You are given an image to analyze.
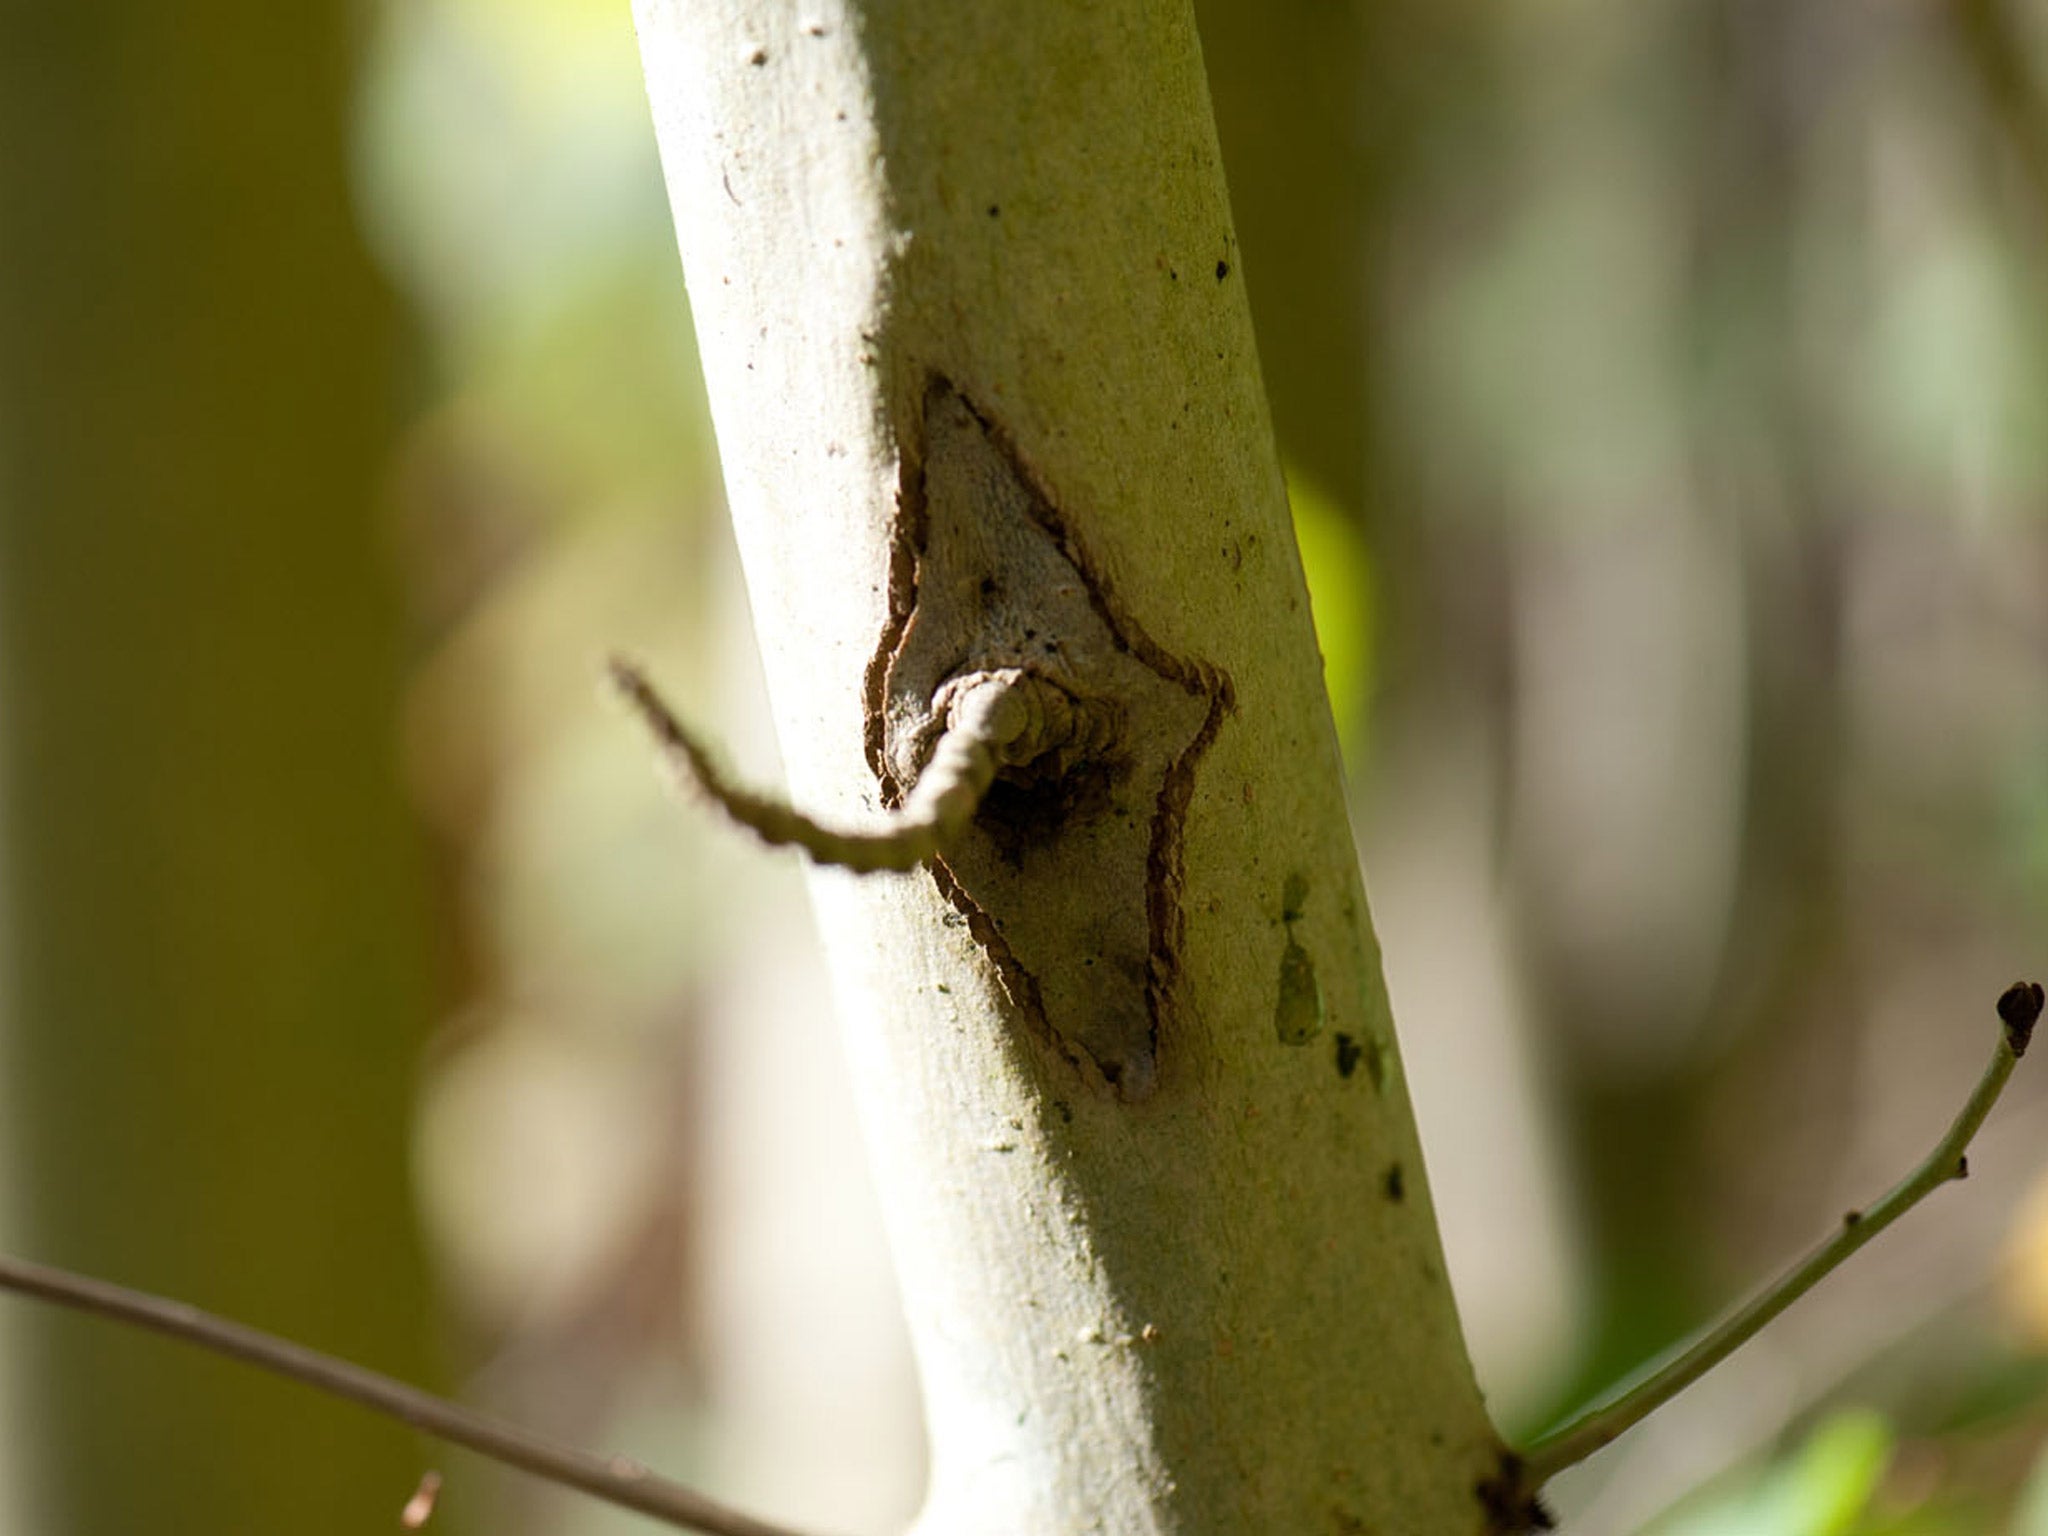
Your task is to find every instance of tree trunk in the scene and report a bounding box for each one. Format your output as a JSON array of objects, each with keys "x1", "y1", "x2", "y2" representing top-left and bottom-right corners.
[{"x1": 630, "y1": 3, "x2": 1511, "y2": 1531}]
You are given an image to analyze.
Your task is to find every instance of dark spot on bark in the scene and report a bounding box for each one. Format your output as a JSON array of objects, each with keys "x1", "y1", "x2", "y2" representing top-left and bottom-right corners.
[
  {"x1": 1384, "y1": 1162, "x2": 1405, "y2": 1203},
  {"x1": 1053, "y1": 1099, "x2": 1073, "y2": 1124},
  {"x1": 976, "y1": 759, "x2": 1117, "y2": 865},
  {"x1": 1999, "y1": 980, "x2": 2043, "y2": 1056},
  {"x1": 749, "y1": 47, "x2": 768, "y2": 65},
  {"x1": 1281, "y1": 871, "x2": 1309, "y2": 923},
  {"x1": 1215, "y1": 260, "x2": 1230, "y2": 280},
  {"x1": 1335, "y1": 1033, "x2": 1363, "y2": 1080}
]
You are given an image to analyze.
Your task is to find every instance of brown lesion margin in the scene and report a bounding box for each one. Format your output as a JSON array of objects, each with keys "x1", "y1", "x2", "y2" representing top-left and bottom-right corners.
[
  {"x1": 860, "y1": 374, "x2": 1053, "y2": 1068},
  {"x1": 860, "y1": 371, "x2": 1236, "y2": 1094},
  {"x1": 1139, "y1": 654, "x2": 1233, "y2": 1086}
]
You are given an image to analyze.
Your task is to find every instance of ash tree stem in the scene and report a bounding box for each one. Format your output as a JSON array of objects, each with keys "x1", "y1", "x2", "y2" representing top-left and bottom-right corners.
[
  {"x1": 1519, "y1": 981, "x2": 2044, "y2": 1486},
  {"x1": 0, "y1": 1251, "x2": 827, "y2": 1536}
]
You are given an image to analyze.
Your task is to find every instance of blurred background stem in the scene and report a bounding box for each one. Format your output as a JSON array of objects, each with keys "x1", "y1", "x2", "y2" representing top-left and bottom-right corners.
[{"x1": 0, "y1": 4, "x2": 443, "y2": 1531}]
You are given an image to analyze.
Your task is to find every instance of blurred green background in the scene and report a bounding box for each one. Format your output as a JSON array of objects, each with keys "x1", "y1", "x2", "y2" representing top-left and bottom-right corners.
[{"x1": 2, "y1": 1, "x2": 2046, "y2": 1533}]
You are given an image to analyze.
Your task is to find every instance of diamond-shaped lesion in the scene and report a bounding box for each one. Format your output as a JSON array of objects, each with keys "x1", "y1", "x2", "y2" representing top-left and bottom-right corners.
[{"x1": 873, "y1": 377, "x2": 1231, "y2": 1100}]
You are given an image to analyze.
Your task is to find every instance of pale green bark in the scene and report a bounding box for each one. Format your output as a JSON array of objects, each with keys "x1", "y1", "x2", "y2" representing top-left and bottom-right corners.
[{"x1": 631, "y1": 3, "x2": 1507, "y2": 1531}]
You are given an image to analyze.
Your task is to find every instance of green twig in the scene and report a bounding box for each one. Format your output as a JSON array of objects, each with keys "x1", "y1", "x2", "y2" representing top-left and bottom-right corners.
[
  {"x1": 0, "y1": 1251, "x2": 826, "y2": 1536},
  {"x1": 1519, "y1": 981, "x2": 2044, "y2": 1486}
]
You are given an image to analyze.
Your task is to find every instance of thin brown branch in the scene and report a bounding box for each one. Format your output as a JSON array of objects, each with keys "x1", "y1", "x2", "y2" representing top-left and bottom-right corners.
[
  {"x1": 612, "y1": 654, "x2": 1095, "y2": 872},
  {"x1": 0, "y1": 1251, "x2": 831, "y2": 1536}
]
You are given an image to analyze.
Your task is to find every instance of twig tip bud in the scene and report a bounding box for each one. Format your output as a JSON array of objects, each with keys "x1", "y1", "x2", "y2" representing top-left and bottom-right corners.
[{"x1": 1998, "y1": 981, "x2": 2044, "y2": 1058}]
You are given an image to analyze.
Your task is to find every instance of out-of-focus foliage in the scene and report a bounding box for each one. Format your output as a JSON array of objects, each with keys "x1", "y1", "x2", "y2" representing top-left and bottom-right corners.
[
  {"x1": 1288, "y1": 468, "x2": 1378, "y2": 758},
  {"x1": 1654, "y1": 1412, "x2": 1893, "y2": 1536}
]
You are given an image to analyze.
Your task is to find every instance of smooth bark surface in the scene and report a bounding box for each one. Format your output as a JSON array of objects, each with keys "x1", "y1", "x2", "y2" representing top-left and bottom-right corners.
[{"x1": 632, "y1": 3, "x2": 1506, "y2": 1531}]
